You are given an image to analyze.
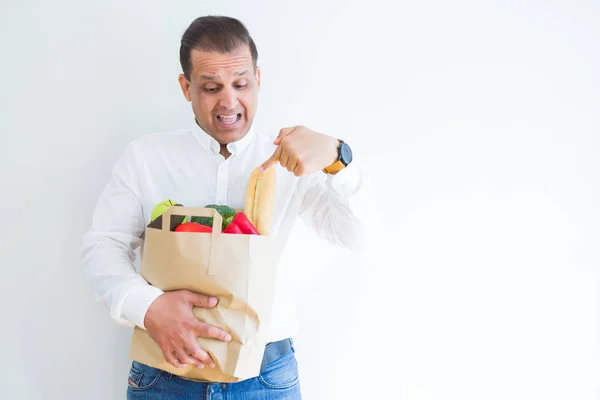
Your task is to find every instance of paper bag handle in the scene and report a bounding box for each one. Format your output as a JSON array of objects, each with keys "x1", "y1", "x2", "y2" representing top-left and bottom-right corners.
[
  {"x1": 160, "y1": 206, "x2": 224, "y2": 233},
  {"x1": 161, "y1": 206, "x2": 223, "y2": 276}
]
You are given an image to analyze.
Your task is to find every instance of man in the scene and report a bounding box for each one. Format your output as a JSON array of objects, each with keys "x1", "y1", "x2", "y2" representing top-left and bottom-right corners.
[{"x1": 81, "y1": 15, "x2": 365, "y2": 399}]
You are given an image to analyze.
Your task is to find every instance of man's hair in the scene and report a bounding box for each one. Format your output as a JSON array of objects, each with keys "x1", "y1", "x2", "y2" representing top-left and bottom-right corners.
[{"x1": 179, "y1": 16, "x2": 259, "y2": 80}]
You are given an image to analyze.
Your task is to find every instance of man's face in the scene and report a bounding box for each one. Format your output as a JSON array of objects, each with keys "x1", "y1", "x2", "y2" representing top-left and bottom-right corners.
[{"x1": 178, "y1": 46, "x2": 260, "y2": 145}]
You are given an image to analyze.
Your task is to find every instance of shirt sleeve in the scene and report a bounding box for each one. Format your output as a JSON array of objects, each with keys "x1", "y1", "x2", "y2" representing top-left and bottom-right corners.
[
  {"x1": 80, "y1": 140, "x2": 163, "y2": 330},
  {"x1": 297, "y1": 158, "x2": 372, "y2": 252}
]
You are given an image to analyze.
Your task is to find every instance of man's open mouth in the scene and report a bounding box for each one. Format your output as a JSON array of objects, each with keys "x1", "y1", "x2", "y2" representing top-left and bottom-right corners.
[{"x1": 216, "y1": 113, "x2": 242, "y2": 128}]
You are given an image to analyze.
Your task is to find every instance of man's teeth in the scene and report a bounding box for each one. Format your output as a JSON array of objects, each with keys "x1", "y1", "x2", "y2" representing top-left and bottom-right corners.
[{"x1": 218, "y1": 114, "x2": 239, "y2": 125}]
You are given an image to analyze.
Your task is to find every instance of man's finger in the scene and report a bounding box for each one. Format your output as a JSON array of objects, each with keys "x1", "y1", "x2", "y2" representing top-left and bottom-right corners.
[
  {"x1": 194, "y1": 320, "x2": 232, "y2": 342},
  {"x1": 273, "y1": 126, "x2": 296, "y2": 144},
  {"x1": 185, "y1": 335, "x2": 215, "y2": 368},
  {"x1": 280, "y1": 151, "x2": 290, "y2": 172},
  {"x1": 185, "y1": 291, "x2": 218, "y2": 308},
  {"x1": 174, "y1": 345, "x2": 203, "y2": 369},
  {"x1": 284, "y1": 153, "x2": 298, "y2": 170},
  {"x1": 277, "y1": 126, "x2": 296, "y2": 138},
  {"x1": 259, "y1": 145, "x2": 282, "y2": 172},
  {"x1": 286, "y1": 157, "x2": 298, "y2": 174},
  {"x1": 293, "y1": 162, "x2": 305, "y2": 177},
  {"x1": 165, "y1": 348, "x2": 186, "y2": 368}
]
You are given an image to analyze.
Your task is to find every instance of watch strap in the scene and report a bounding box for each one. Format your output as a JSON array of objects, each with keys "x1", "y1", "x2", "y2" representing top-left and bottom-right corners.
[
  {"x1": 323, "y1": 139, "x2": 345, "y2": 174},
  {"x1": 323, "y1": 160, "x2": 346, "y2": 174}
]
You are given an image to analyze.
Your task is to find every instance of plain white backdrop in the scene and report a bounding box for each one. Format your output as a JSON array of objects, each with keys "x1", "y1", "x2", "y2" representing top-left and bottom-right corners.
[{"x1": 1, "y1": 1, "x2": 598, "y2": 399}]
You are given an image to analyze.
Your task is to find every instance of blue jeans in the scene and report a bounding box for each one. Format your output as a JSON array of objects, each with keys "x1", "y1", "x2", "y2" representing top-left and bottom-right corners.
[{"x1": 126, "y1": 346, "x2": 301, "y2": 399}]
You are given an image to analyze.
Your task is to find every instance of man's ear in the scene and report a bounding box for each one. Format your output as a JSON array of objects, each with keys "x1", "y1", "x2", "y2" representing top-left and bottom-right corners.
[
  {"x1": 178, "y1": 74, "x2": 192, "y2": 102},
  {"x1": 255, "y1": 66, "x2": 261, "y2": 88}
]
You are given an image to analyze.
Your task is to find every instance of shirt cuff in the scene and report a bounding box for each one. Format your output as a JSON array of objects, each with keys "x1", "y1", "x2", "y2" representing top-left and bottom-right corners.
[
  {"x1": 325, "y1": 161, "x2": 363, "y2": 199},
  {"x1": 121, "y1": 284, "x2": 164, "y2": 330}
]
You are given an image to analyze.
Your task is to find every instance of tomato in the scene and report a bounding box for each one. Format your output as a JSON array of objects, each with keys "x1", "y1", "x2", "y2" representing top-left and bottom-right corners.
[{"x1": 174, "y1": 222, "x2": 212, "y2": 233}]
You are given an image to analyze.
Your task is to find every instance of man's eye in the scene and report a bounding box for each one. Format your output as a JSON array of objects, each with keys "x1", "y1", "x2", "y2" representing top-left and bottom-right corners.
[
  {"x1": 204, "y1": 87, "x2": 219, "y2": 93},
  {"x1": 235, "y1": 84, "x2": 247, "y2": 89}
]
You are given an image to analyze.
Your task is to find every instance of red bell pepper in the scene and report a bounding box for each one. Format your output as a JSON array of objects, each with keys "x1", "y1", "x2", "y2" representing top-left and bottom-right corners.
[
  {"x1": 174, "y1": 222, "x2": 212, "y2": 233},
  {"x1": 223, "y1": 219, "x2": 244, "y2": 234},
  {"x1": 223, "y1": 212, "x2": 260, "y2": 235}
]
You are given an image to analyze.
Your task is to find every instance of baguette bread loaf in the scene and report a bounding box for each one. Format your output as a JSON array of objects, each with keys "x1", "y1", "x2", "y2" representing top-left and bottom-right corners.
[{"x1": 244, "y1": 167, "x2": 276, "y2": 235}]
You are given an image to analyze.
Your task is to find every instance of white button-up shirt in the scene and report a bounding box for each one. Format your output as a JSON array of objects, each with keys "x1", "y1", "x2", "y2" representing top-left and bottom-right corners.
[{"x1": 80, "y1": 123, "x2": 366, "y2": 342}]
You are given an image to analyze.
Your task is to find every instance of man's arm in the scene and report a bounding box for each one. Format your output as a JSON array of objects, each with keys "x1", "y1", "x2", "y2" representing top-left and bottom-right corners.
[
  {"x1": 80, "y1": 140, "x2": 231, "y2": 368},
  {"x1": 80, "y1": 140, "x2": 163, "y2": 330},
  {"x1": 260, "y1": 125, "x2": 371, "y2": 252}
]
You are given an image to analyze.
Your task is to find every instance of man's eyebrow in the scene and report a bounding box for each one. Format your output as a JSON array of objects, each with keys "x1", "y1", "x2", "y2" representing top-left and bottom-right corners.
[
  {"x1": 198, "y1": 70, "x2": 247, "y2": 81},
  {"x1": 199, "y1": 74, "x2": 218, "y2": 81}
]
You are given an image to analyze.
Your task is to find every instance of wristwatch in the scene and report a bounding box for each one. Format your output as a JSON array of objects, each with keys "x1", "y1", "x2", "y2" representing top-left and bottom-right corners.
[{"x1": 323, "y1": 139, "x2": 353, "y2": 174}]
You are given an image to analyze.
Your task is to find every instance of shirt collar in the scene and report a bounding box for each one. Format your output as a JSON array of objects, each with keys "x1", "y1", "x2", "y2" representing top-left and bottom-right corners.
[{"x1": 191, "y1": 119, "x2": 256, "y2": 157}]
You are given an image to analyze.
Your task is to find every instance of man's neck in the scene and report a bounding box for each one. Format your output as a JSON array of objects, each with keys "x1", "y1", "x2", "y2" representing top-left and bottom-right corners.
[{"x1": 220, "y1": 145, "x2": 231, "y2": 159}]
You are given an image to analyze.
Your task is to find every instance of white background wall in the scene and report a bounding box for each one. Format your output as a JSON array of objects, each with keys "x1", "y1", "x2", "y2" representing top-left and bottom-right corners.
[{"x1": 1, "y1": 1, "x2": 598, "y2": 399}]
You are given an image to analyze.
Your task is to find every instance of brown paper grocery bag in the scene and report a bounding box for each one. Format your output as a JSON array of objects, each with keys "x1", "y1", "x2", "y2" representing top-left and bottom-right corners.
[{"x1": 128, "y1": 206, "x2": 284, "y2": 382}]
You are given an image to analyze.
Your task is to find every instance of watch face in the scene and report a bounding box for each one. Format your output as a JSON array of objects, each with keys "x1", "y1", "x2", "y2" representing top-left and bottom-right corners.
[{"x1": 340, "y1": 142, "x2": 352, "y2": 166}]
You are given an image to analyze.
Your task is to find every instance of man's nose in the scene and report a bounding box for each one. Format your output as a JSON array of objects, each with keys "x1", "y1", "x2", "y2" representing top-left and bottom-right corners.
[{"x1": 218, "y1": 87, "x2": 238, "y2": 110}]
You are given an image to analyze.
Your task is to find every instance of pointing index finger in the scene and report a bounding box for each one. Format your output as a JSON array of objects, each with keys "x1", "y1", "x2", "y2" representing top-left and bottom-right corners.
[{"x1": 259, "y1": 145, "x2": 282, "y2": 172}]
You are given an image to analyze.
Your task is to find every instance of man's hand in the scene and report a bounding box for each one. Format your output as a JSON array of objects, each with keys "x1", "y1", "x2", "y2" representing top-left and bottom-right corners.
[
  {"x1": 143, "y1": 290, "x2": 232, "y2": 369},
  {"x1": 260, "y1": 126, "x2": 339, "y2": 176}
]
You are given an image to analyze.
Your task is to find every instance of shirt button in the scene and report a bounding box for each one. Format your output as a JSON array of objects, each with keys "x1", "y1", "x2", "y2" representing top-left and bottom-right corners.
[{"x1": 221, "y1": 383, "x2": 227, "y2": 389}]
